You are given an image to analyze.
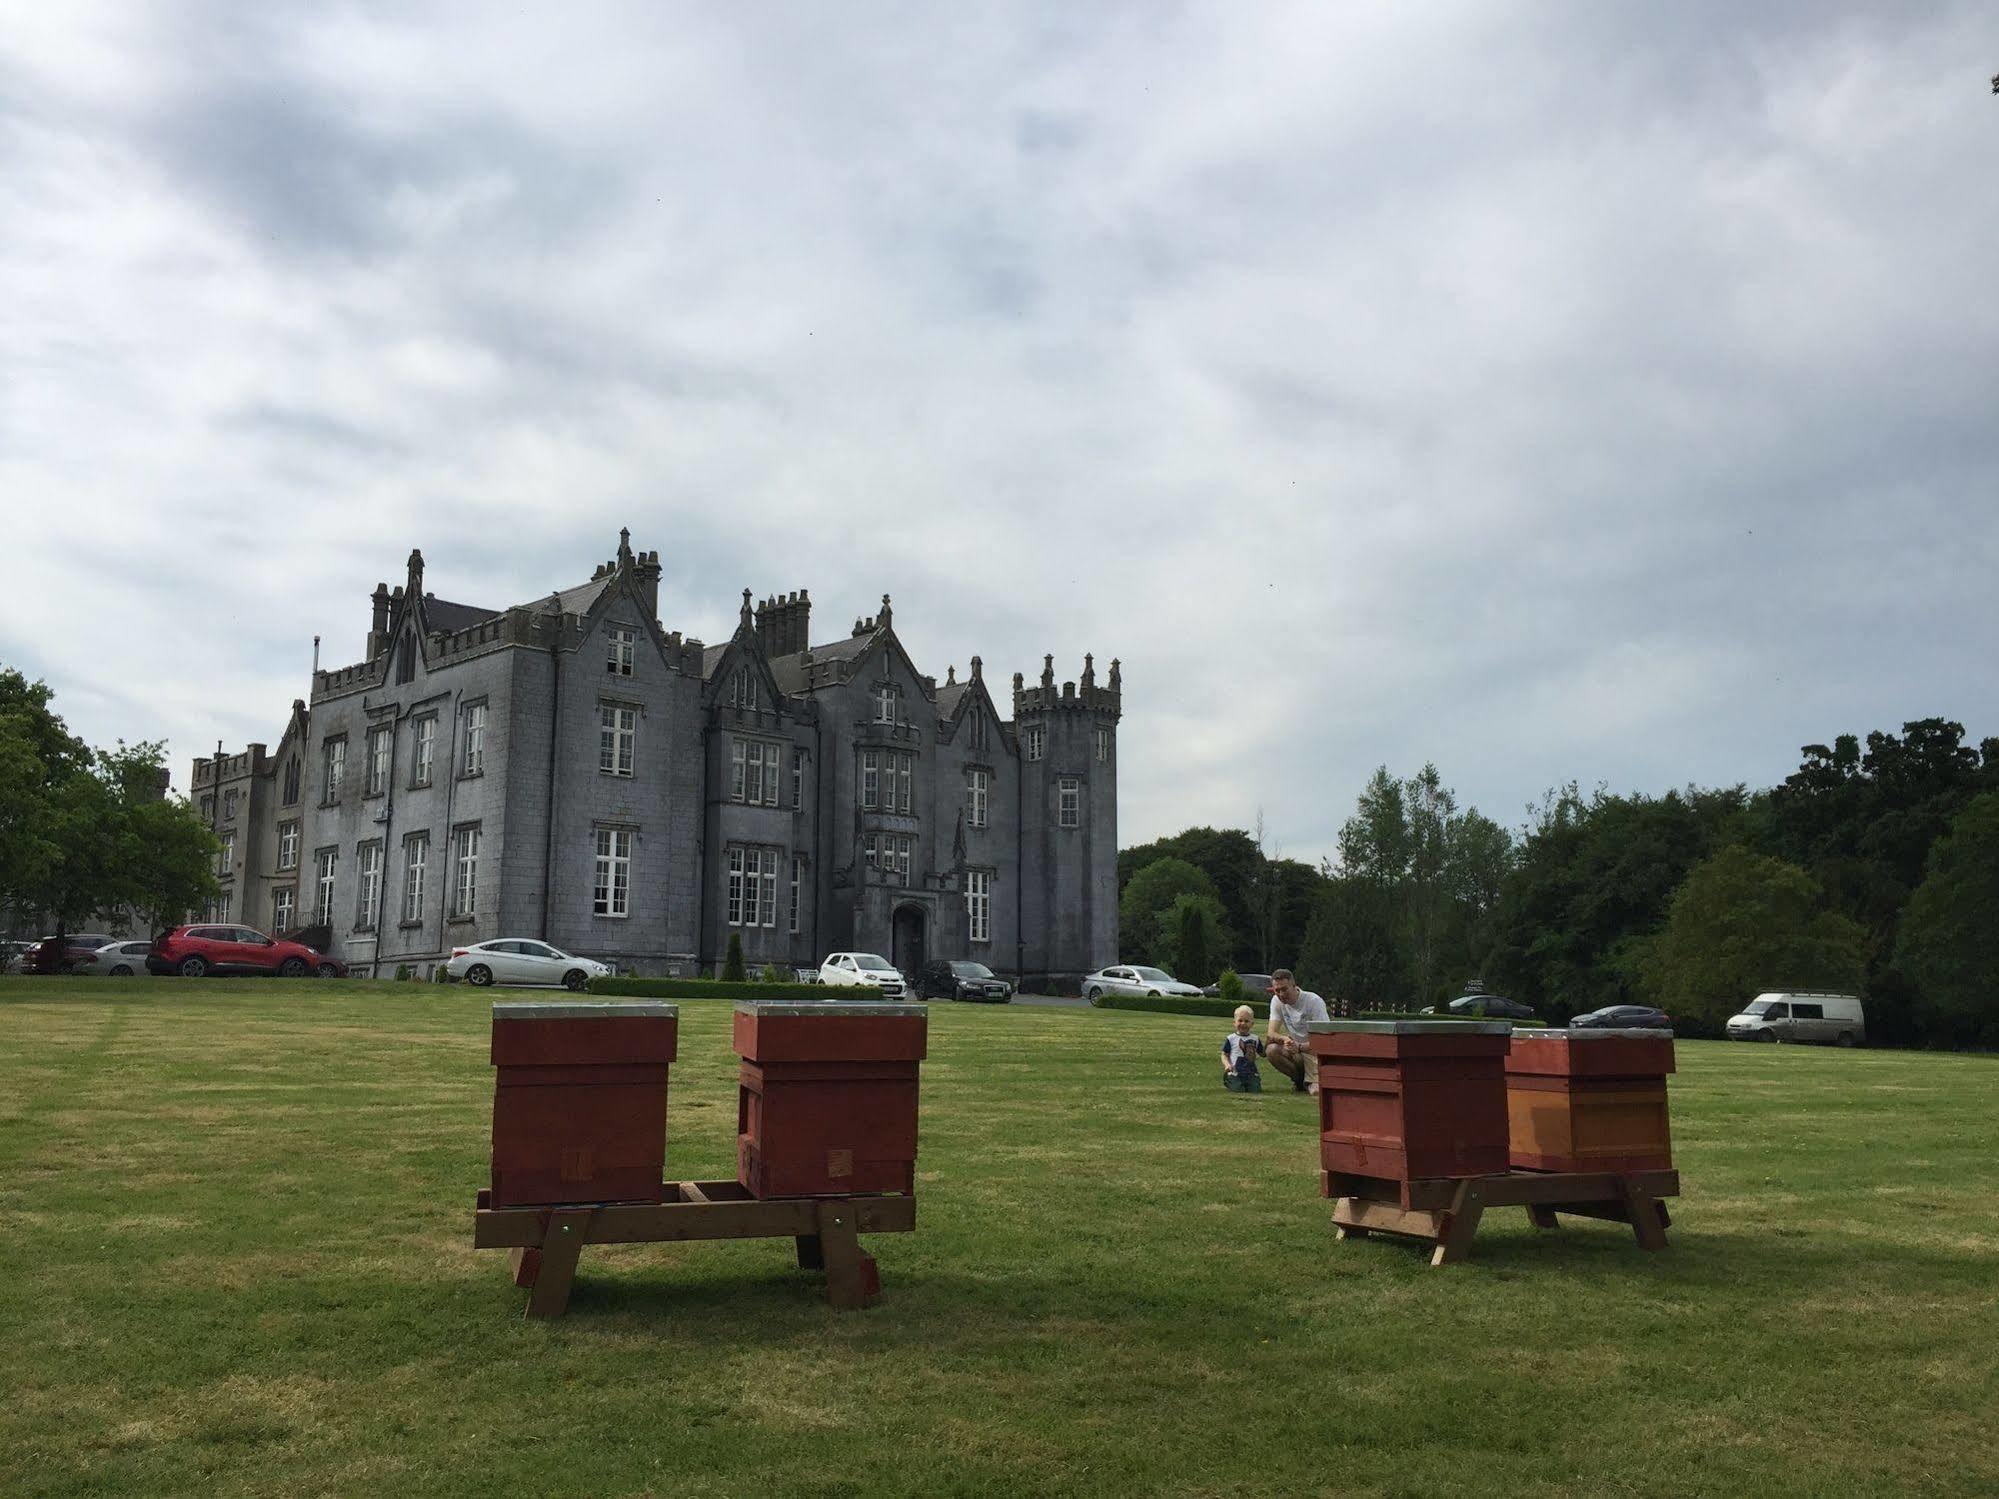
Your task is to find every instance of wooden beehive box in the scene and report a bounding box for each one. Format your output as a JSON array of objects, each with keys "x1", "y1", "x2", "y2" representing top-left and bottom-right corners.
[
  {"x1": 489, "y1": 1001, "x2": 677, "y2": 1208},
  {"x1": 1505, "y1": 1028, "x2": 1675, "y2": 1174},
  {"x1": 1307, "y1": 1020, "x2": 1513, "y2": 1185},
  {"x1": 734, "y1": 1001, "x2": 927, "y2": 1198}
]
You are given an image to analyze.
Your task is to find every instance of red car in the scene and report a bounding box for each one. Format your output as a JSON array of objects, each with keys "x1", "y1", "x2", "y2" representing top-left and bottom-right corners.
[
  {"x1": 21, "y1": 933, "x2": 117, "y2": 975},
  {"x1": 148, "y1": 924, "x2": 346, "y2": 979}
]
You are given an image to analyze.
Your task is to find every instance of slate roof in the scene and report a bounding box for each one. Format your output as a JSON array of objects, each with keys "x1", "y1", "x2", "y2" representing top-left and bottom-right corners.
[
  {"x1": 933, "y1": 679, "x2": 972, "y2": 720},
  {"x1": 422, "y1": 595, "x2": 500, "y2": 633},
  {"x1": 767, "y1": 633, "x2": 876, "y2": 695}
]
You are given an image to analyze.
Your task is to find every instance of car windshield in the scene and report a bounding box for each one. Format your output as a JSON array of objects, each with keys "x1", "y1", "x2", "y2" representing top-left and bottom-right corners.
[
  {"x1": 950, "y1": 963, "x2": 995, "y2": 978},
  {"x1": 1744, "y1": 1000, "x2": 1781, "y2": 1016},
  {"x1": 1132, "y1": 967, "x2": 1173, "y2": 982},
  {"x1": 854, "y1": 954, "x2": 896, "y2": 972}
]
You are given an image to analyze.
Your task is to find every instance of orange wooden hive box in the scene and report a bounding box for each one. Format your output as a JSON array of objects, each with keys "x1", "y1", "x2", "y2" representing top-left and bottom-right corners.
[
  {"x1": 489, "y1": 1001, "x2": 678, "y2": 1208},
  {"x1": 734, "y1": 1001, "x2": 927, "y2": 1198},
  {"x1": 1307, "y1": 1020, "x2": 1513, "y2": 1185},
  {"x1": 1505, "y1": 1027, "x2": 1675, "y2": 1174}
]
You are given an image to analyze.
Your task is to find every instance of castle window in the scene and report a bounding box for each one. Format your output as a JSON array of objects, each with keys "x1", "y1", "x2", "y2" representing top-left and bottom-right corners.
[
  {"x1": 729, "y1": 668, "x2": 758, "y2": 711},
  {"x1": 272, "y1": 885, "x2": 295, "y2": 932},
  {"x1": 966, "y1": 869, "x2": 992, "y2": 943},
  {"x1": 1058, "y1": 777, "x2": 1081, "y2": 828},
  {"x1": 402, "y1": 834, "x2": 429, "y2": 924},
  {"x1": 1096, "y1": 727, "x2": 1111, "y2": 763},
  {"x1": 790, "y1": 855, "x2": 804, "y2": 934},
  {"x1": 970, "y1": 710, "x2": 989, "y2": 752},
  {"x1": 281, "y1": 758, "x2": 301, "y2": 806},
  {"x1": 727, "y1": 846, "x2": 780, "y2": 928},
  {"x1": 593, "y1": 828, "x2": 631, "y2": 918},
  {"x1": 607, "y1": 626, "x2": 636, "y2": 677},
  {"x1": 874, "y1": 684, "x2": 897, "y2": 724},
  {"x1": 314, "y1": 848, "x2": 338, "y2": 926},
  {"x1": 396, "y1": 634, "x2": 416, "y2": 685},
  {"x1": 461, "y1": 702, "x2": 487, "y2": 776},
  {"x1": 356, "y1": 841, "x2": 383, "y2": 931},
  {"x1": 889, "y1": 751, "x2": 913, "y2": 814},
  {"x1": 452, "y1": 825, "x2": 481, "y2": 918},
  {"x1": 217, "y1": 833, "x2": 234, "y2": 877},
  {"x1": 223, "y1": 789, "x2": 239, "y2": 821},
  {"x1": 321, "y1": 737, "x2": 346, "y2": 805},
  {"x1": 860, "y1": 749, "x2": 880, "y2": 810},
  {"x1": 792, "y1": 748, "x2": 804, "y2": 809},
  {"x1": 600, "y1": 704, "x2": 637, "y2": 777},
  {"x1": 1025, "y1": 725, "x2": 1044, "y2": 762},
  {"x1": 731, "y1": 738, "x2": 782, "y2": 805},
  {"x1": 411, "y1": 715, "x2": 436, "y2": 786},
  {"x1": 365, "y1": 727, "x2": 391, "y2": 797},
  {"x1": 967, "y1": 768, "x2": 989, "y2": 829},
  {"x1": 277, "y1": 820, "x2": 300, "y2": 872}
]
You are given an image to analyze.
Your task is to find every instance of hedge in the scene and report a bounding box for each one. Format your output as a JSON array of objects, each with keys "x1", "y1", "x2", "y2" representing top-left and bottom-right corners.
[
  {"x1": 586, "y1": 977, "x2": 831, "y2": 1002},
  {"x1": 1089, "y1": 994, "x2": 1241, "y2": 1018},
  {"x1": 1358, "y1": 1010, "x2": 1549, "y2": 1028}
]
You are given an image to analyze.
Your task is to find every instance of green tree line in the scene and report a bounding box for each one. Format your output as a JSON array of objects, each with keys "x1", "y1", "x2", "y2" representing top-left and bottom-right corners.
[
  {"x1": 1117, "y1": 718, "x2": 1999, "y2": 1049},
  {"x1": 1, "y1": 667, "x2": 219, "y2": 940}
]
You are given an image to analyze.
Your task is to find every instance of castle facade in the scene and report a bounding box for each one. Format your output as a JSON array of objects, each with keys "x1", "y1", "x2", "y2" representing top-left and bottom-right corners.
[{"x1": 193, "y1": 532, "x2": 1119, "y2": 983}]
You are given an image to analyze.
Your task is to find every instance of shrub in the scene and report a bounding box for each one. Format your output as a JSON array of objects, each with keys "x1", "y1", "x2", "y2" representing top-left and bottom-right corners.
[
  {"x1": 394, "y1": 963, "x2": 414, "y2": 982},
  {"x1": 1088, "y1": 993, "x2": 1240, "y2": 1019},
  {"x1": 1216, "y1": 969, "x2": 1246, "y2": 1006},
  {"x1": 722, "y1": 934, "x2": 747, "y2": 983},
  {"x1": 760, "y1": 963, "x2": 791, "y2": 984},
  {"x1": 586, "y1": 977, "x2": 826, "y2": 1002}
]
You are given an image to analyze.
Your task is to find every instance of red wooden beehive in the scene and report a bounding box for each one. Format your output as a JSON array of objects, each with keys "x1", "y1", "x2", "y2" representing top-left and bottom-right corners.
[
  {"x1": 734, "y1": 1001, "x2": 927, "y2": 1198},
  {"x1": 1307, "y1": 1020, "x2": 1513, "y2": 1186},
  {"x1": 489, "y1": 1001, "x2": 678, "y2": 1208},
  {"x1": 1506, "y1": 1028, "x2": 1675, "y2": 1173}
]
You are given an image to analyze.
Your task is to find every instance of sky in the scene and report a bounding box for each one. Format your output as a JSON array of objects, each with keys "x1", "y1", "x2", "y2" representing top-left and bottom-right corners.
[{"x1": 3, "y1": 2, "x2": 1995, "y2": 869}]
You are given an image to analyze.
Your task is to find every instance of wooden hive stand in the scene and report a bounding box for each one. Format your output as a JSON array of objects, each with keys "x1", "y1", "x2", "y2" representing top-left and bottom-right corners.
[
  {"x1": 473, "y1": 1181, "x2": 916, "y2": 1318},
  {"x1": 1326, "y1": 1168, "x2": 1679, "y2": 1267}
]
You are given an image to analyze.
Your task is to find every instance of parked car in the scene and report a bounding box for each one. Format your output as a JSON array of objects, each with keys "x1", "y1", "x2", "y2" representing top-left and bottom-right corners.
[
  {"x1": 1438, "y1": 994, "x2": 1536, "y2": 1020},
  {"x1": 447, "y1": 939, "x2": 612, "y2": 990},
  {"x1": 146, "y1": 924, "x2": 346, "y2": 978},
  {"x1": 1726, "y1": 992, "x2": 1865, "y2": 1047},
  {"x1": 1, "y1": 939, "x2": 37, "y2": 974},
  {"x1": 1201, "y1": 973, "x2": 1274, "y2": 999},
  {"x1": 1081, "y1": 965, "x2": 1204, "y2": 1001},
  {"x1": 915, "y1": 959, "x2": 1012, "y2": 1002},
  {"x1": 21, "y1": 933, "x2": 117, "y2": 975},
  {"x1": 75, "y1": 940, "x2": 158, "y2": 977},
  {"x1": 1570, "y1": 1005, "x2": 1674, "y2": 1031},
  {"x1": 817, "y1": 952, "x2": 908, "y2": 998}
]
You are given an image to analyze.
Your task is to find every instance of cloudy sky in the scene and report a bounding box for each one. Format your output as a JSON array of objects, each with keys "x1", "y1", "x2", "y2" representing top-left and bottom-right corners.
[{"x1": 3, "y1": 2, "x2": 1994, "y2": 866}]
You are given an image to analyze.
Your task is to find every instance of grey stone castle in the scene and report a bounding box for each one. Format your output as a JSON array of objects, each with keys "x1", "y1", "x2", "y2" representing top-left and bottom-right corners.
[{"x1": 192, "y1": 532, "x2": 1120, "y2": 983}]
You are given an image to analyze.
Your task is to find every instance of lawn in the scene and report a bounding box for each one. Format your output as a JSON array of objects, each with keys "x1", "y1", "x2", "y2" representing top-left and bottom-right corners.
[{"x1": 2, "y1": 979, "x2": 1995, "y2": 1498}]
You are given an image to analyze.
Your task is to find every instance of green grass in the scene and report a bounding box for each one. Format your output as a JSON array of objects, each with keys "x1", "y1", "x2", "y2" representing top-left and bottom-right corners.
[{"x1": 2, "y1": 978, "x2": 1995, "y2": 1497}]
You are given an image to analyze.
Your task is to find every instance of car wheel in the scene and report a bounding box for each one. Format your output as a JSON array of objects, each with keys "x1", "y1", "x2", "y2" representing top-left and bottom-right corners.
[
  {"x1": 1146, "y1": 988, "x2": 1162, "y2": 997},
  {"x1": 1756, "y1": 1029, "x2": 1777, "y2": 1042},
  {"x1": 467, "y1": 964, "x2": 492, "y2": 987},
  {"x1": 178, "y1": 955, "x2": 208, "y2": 978},
  {"x1": 1836, "y1": 1031, "x2": 1857, "y2": 1048},
  {"x1": 316, "y1": 963, "x2": 338, "y2": 979},
  {"x1": 563, "y1": 969, "x2": 587, "y2": 992},
  {"x1": 110, "y1": 965, "x2": 132, "y2": 977},
  {"x1": 1084, "y1": 985, "x2": 1103, "y2": 1002},
  {"x1": 278, "y1": 957, "x2": 308, "y2": 978}
]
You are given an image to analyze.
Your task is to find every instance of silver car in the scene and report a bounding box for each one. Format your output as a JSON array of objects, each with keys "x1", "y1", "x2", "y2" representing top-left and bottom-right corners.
[
  {"x1": 447, "y1": 939, "x2": 613, "y2": 991},
  {"x1": 1081, "y1": 964, "x2": 1205, "y2": 1001},
  {"x1": 74, "y1": 940, "x2": 157, "y2": 977}
]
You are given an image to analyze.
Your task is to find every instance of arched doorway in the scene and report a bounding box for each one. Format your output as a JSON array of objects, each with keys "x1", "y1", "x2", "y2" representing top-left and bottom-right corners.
[{"x1": 891, "y1": 904, "x2": 926, "y2": 980}]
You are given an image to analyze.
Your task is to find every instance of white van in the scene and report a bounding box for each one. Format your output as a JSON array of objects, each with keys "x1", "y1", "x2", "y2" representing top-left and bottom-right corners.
[{"x1": 1725, "y1": 992, "x2": 1865, "y2": 1047}]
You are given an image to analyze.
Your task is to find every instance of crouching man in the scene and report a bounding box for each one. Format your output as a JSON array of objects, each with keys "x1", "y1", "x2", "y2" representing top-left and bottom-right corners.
[{"x1": 1264, "y1": 969, "x2": 1330, "y2": 1094}]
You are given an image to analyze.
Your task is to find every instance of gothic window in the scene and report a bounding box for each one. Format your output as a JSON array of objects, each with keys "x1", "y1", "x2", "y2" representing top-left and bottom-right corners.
[
  {"x1": 402, "y1": 834, "x2": 428, "y2": 924},
  {"x1": 462, "y1": 702, "x2": 487, "y2": 776},
  {"x1": 321, "y1": 738, "x2": 346, "y2": 805},
  {"x1": 281, "y1": 758, "x2": 301, "y2": 806},
  {"x1": 600, "y1": 704, "x2": 636, "y2": 777},
  {"x1": 967, "y1": 769, "x2": 989, "y2": 829},
  {"x1": 1058, "y1": 777, "x2": 1081, "y2": 828},
  {"x1": 594, "y1": 828, "x2": 631, "y2": 918},
  {"x1": 966, "y1": 869, "x2": 992, "y2": 943},
  {"x1": 1096, "y1": 726, "x2": 1111, "y2": 763},
  {"x1": 411, "y1": 716, "x2": 436, "y2": 785},
  {"x1": 873, "y1": 683, "x2": 897, "y2": 724},
  {"x1": 396, "y1": 634, "x2": 416, "y2": 685},
  {"x1": 365, "y1": 727, "x2": 390, "y2": 796},
  {"x1": 1025, "y1": 724, "x2": 1045, "y2": 762},
  {"x1": 452, "y1": 826, "x2": 481, "y2": 917},
  {"x1": 356, "y1": 842, "x2": 383, "y2": 931},
  {"x1": 607, "y1": 626, "x2": 636, "y2": 677}
]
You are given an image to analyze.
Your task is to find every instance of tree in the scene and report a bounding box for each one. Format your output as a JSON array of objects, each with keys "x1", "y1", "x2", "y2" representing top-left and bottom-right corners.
[
  {"x1": 1118, "y1": 827, "x2": 1267, "y2": 969},
  {"x1": 1117, "y1": 857, "x2": 1219, "y2": 963},
  {"x1": 0, "y1": 668, "x2": 93, "y2": 919},
  {"x1": 722, "y1": 932, "x2": 747, "y2": 982},
  {"x1": 1298, "y1": 875, "x2": 1406, "y2": 1010},
  {"x1": 1894, "y1": 793, "x2": 1999, "y2": 1048},
  {"x1": 1157, "y1": 893, "x2": 1224, "y2": 986},
  {"x1": 123, "y1": 783, "x2": 222, "y2": 933},
  {"x1": 1643, "y1": 846, "x2": 1868, "y2": 1033}
]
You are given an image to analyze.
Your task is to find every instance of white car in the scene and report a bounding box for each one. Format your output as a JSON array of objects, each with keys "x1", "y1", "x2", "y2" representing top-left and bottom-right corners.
[
  {"x1": 75, "y1": 940, "x2": 157, "y2": 977},
  {"x1": 817, "y1": 952, "x2": 908, "y2": 999},
  {"x1": 1082, "y1": 965, "x2": 1205, "y2": 1001},
  {"x1": 448, "y1": 939, "x2": 613, "y2": 991}
]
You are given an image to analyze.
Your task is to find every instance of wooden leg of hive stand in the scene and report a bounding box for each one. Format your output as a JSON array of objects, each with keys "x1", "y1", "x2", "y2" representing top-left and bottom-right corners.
[
  {"x1": 795, "y1": 1233, "x2": 825, "y2": 1269},
  {"x1": 509, "y1": 1245, "x2": 543, "y2": 1288},
  {"x1": 815, "y1": 1200, "x2": 875, "y2": 1309},
  {"x1": 524, "y1": 1209, "x2": 593, "y2": 1319},
  {"x1": 1622, "y1": 1178, "x2": 1669, "y2": 1251},
  {"x1": 1527, "y1": 1205, "x2": 1560, "y2": 1231},
  {"x1": 1430, "y1": 1179, "x2": 1485, "y2": 1267}
]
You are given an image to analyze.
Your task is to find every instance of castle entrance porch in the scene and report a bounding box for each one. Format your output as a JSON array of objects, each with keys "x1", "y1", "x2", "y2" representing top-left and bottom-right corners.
[{"x1": 891, "y1": 904, "x2": 926, "y2": 979}]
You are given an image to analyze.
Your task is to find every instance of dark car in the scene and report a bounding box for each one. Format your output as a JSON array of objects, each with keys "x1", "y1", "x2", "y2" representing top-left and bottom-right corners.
[
  {"x1": 915, "y1": 959, "x2": 1012, "y2": 1002},
  {"x1": 1202, "y1": 973, "x2": 1275, "y2": 999},
  {"x1": 147, "y1": 924, "x2": 346, "y2": 979},
  {"x1": 1570, "y1": 1005, "x2": 1674, "y2": 1031},
  {"x1": 21, "y1": 933, "x2": 117, "y2": 975},
  {"x1": 1446, "y1": 994, "x2": 1535, "y2": 1020}
]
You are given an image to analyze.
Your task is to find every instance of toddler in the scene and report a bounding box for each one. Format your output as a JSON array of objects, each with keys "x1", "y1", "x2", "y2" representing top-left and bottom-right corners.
[{"x1": 1221, "y1": 1004, "x2": 1264, "y2": 1092}]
